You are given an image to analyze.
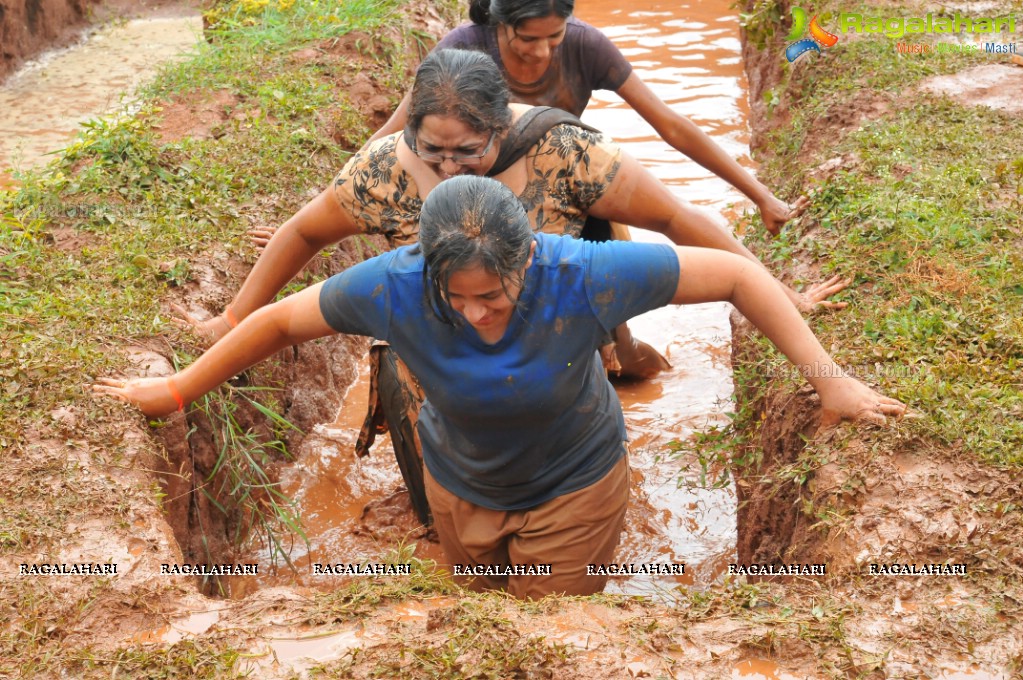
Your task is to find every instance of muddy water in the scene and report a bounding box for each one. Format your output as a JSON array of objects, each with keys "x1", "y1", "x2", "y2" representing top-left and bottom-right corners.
[
  {"x1": 0, "y1": 14, "x2": 203, "y2": 188},
  {"x1": 576, "y1": 0, "x2": 749, "y2": 596},
  {"x1": 235, "y1": 0, "x2": 749, "y2": 599}
]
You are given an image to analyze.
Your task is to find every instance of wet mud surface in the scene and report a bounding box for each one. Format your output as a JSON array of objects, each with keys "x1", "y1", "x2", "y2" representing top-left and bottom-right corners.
[
  {"x1": 226, "y1": 0, "x2": 748, "y2": 602},
  {"x1": 5, "y1": 0, "x2": 1023, "y2": 677},
  {"x1": 919, "y1": 62, "x2": 1023, "y2": 114},
  {"x1": 0, "y1": 7, "x2": 203, "y2": 187}
]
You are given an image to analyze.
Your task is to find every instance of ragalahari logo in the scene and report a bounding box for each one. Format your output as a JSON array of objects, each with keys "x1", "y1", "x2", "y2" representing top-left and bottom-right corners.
[{"x1": 786, "y1": 7, "x2": 840, "y2": 62}]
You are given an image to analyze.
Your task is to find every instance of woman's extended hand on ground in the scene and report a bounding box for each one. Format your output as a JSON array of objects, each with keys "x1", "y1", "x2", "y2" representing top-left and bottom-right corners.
[
  {"x1": 92, "y1": 377, "x2": 180, "y2": 418},
  {"x1": 248, "y1": 226, "x2": 277, "y2": 251},
  {"x1": 817, "y1": 376, "x2": 906, "y2": 429},
  {"x1": 169, "y1": 302, "x2": 232, "y2": 345},
  {"x1": 796, "y1": 275, "x2": 851, "y2": 313},
  {"x1": 758, "y1": 193, "x2": 810, "y2": 235}
]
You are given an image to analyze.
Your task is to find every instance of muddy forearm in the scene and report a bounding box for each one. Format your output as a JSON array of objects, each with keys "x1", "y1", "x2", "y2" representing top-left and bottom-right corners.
[
  {"x1": 660, "y1": 117, "x2": 772, "y2": 206},
  {"x1": 619, "y1": 74, "x2": 773, "y2": 207},
  {"x1": 726, "y1": 258, "x2": 841, "y2": 388},
  {"x1": 229, "y1": 190, "x2": 347, "y2": 320},
  {"x1": 664, "y1": 209, "x2": 801, "y2": 306},
  {"x1": 179, "y1": 285, "x2": 333, "y2": 403}
]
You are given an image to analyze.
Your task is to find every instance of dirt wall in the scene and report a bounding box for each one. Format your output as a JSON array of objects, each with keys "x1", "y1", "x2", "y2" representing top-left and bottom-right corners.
[
  {"x1": 731, "y1": 0, "x2": 818, "y2": 569},
  {"x1": 0, "y1": 0, "x2": 97, "y2": 82},
  {"x1": 0, "y1": 0, "x2": 201, "y2": 83}
]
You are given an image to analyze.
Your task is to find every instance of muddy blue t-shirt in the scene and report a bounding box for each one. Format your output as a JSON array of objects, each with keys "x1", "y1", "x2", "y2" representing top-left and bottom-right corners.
[
  {"x1": 435, "y1": 17, "x2": 633, "y2": 117},
  {"x1": 319, "y1": 233, "x2": 678, "y2": 510}
]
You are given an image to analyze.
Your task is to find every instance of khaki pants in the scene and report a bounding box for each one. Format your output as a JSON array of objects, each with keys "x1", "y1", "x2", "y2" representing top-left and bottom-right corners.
[{"x1": 424, "y1": 453, "x2": 630, "y2": 599}]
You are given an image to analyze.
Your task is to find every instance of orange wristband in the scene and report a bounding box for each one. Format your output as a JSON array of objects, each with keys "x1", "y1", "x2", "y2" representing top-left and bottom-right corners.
[
  {"x1": 167, "y1": 378, "x2": 185, "y2": 412},
  {"x1": 224, "y1": 306, "x2": 239, "y2": 329}
]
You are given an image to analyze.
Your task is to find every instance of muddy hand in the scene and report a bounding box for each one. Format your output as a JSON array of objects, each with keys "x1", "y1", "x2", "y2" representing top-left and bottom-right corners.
[
  {"x1": 91, "y1": 376, "x2": 181, "y2": 418},
  {"x1": 169, "y1": 302, "x2": 231, "y2": 345},
  {"x1": 818, "y1": 377, "x2": 906, "y2": 432},
  {"x1": 797, "y1": 275, "x2": 851, "y2": 314},
  {"x1": 759, "y1": 194, "x2": 810, "y2": 236},
  {"x1": 248, "y1": 225, "x2": 277, "y2": 251}
]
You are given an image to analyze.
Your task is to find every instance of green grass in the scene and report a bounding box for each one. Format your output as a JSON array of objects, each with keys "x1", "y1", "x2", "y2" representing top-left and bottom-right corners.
[
  {"x1": 0, "y1": 0, "x2": 459, "y2": 551},
  {"x1": 0, "y1": 0, "x2": 460, "y2": 674},
  {"x1": 734, "y1": 1, "x2": 1023, "y2": 467}
]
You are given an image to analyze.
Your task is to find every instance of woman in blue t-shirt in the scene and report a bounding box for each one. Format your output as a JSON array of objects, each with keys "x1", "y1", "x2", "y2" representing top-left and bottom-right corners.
[
  {"x1": 95, "y1": 176, "x2": 905, "y2": 599},
  {"x1": 367, "y1": 0, "x2": 807, "y2": 234}
]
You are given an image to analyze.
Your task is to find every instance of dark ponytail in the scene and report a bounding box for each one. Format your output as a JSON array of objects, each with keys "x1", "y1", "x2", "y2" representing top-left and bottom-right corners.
[
  {"x1": 469, "y1": 0, "x2": 574, "y2": 28},
  {"x1": 468, "y1": 0, "x2": 491, "y2": 25}
]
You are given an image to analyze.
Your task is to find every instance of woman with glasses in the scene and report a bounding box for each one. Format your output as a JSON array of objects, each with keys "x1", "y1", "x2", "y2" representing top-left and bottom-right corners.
[
  {"x1": 203, "y1": 49, "x2": 835, "y2": 344},
  {"x1": 185, "y1": 48, "x2": 842, "y2": 526},
  {"x1": 366, "y1": 0, "x2": 808, "y2": 235},
  {"x1": 96, "y1": 175, "x2": 904, "y2": 598}
]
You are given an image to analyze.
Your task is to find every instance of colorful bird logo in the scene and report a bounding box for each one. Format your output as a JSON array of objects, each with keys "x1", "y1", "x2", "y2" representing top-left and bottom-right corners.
[{"x1": 785, "y1": 7, "x2": 840, "y2": 62}]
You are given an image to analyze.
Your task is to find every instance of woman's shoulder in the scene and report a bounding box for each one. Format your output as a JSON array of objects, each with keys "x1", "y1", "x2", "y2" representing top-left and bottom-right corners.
[
  {"x1": 436, "y1": 21, "x2": 494, "y2": 50},
  {"x1": 533, "y1": 122, "x2": 615, "y2": 156},
  {"x1": 564, "y1": 17, "x2": 619, "y2": 48},
  {"x1": 334, "y1": 134, "x2": 406, "y2": 192},
  {"x1": 560, "y1": 17, "x2": 632, "y2": 91},
  {"x1": 332, "y1": 133, "x2": 423, "y2": 244}
]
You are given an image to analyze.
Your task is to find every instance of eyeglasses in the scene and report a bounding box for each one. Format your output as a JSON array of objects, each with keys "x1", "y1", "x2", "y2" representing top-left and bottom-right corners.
[{"x1": 411, "y1": 130, "x2": 497, "y2": 166}]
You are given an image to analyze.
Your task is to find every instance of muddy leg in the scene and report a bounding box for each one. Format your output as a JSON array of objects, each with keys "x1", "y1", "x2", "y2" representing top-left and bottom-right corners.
[
  {"x1": 612, "y1": 322, "x2": 671, "y2": 380},
  {"x1": 506, "y1": 453, "x2": 630, "y2": 599}
]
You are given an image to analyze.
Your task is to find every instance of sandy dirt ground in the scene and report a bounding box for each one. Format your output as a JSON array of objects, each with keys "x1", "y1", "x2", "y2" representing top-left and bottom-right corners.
[{"x1": 3, "y1": 0, "x2": 1022, "y2": 678}]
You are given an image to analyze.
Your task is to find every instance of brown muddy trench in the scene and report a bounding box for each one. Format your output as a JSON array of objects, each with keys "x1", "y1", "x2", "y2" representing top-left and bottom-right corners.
[
  {"x1": 0, "y1": 0, "x2": 750, "y2": 600},
  {"x1": 231, "y1": 0, "x2": 750, "y2": 600}
]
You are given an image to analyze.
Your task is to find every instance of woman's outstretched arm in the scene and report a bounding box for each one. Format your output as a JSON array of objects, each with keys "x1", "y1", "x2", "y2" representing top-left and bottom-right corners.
[
  {"x1": 615, "y1": 73, "x2": 807, "y2": 235},
  {"x1": 589, "y1": 153, "x2": 847, "y2": 313},
  {"x1": 195, "y1": 188, "x2": 361, "y2": 342},
  {"x1": 670, "y1": 246, "x2": 904, "y2": 425},
  {"x1": 95, "y1": 283, "x2": 335, "y2": 417}
]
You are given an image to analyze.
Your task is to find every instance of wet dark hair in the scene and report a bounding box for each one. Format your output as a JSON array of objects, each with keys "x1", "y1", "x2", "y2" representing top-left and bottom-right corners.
[
  {"x1": 405, "y1": 49, "x2": 512, "y2": 141},
  {"x1": 419, "y1": 176, "x2": 534, "y2": 326},
  {"x1": 468, "y1": 0, "x2": 574, "y2": 27}
]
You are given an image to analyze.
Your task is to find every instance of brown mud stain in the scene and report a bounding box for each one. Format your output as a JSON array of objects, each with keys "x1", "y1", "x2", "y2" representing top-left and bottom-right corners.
[
  {"x1": 731, "y1": 658, "x2": 802, "y2": 679},
  {"x1": 131, "y1": 608, "x2": 223, "y2": 645},
  {"x1": 227, "y1": 362, "x2": 441, "y2": 597},
  {"x1": 150, "y1": 88, "x2": 240, "y2": 144}
]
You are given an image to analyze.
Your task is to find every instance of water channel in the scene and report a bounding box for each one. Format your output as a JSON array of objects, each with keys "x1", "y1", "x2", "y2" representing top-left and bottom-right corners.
[
  {"x1": 0, "y1": 12, "x2": 204, "y2": 187},
  {"x1": 0, "y1": 0, "x2": 749, "y2": 603},
  {"x1": 232, "y1": 0, "x2": 750, "y2": 600},
  {"x1": 4, "y1": 5, "x2": 1012, "y2": 678}
]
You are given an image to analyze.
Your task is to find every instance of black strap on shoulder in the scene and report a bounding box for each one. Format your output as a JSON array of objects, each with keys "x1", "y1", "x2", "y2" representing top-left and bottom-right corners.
[{"x1": 487, "y1": 106, "x2": 599, "y2": 177}]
